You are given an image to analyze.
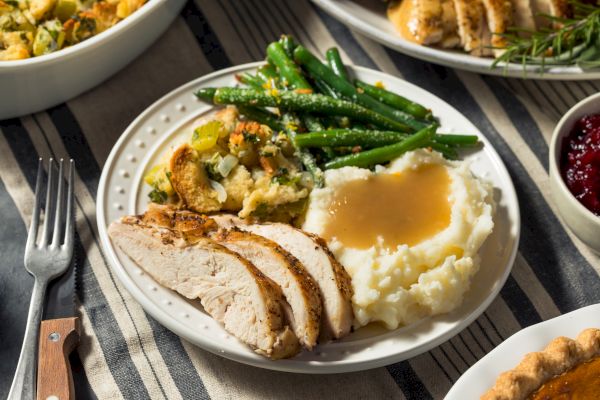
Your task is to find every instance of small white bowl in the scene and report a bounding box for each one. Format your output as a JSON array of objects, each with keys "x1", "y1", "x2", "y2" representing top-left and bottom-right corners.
[
  {"x1": 549, "y1": 92, "x2": 600, "y2": 253},
  {"x1": 0, "y1": 0, "x2": 185, "y2": 119}
]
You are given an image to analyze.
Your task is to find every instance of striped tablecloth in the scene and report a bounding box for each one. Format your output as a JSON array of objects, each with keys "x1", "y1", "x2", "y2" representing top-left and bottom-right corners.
[{"x1": 2, "y1": 1, "x2": 600, "y2": 399}]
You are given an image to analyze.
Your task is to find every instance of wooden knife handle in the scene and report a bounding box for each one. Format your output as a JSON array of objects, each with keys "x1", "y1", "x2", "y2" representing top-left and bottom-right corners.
[{"x1": 37, "y1": 317, "x2": 80, "y2": 400}]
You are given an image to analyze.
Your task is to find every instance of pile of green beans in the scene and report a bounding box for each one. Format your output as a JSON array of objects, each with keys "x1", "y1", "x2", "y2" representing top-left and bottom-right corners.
[{"x1": 195, "y1": 34, "x2": 481, "y2": 171}]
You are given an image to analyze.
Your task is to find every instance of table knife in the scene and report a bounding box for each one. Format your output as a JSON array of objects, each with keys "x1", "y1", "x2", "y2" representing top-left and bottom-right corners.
[{"x1": 37, "y1": 260, "x2": 80, "y2": 400}]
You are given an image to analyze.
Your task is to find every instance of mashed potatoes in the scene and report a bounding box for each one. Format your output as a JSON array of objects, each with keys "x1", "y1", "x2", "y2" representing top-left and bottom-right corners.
[{"x1": 302, "y1": 150, "x2": 494, "y2": 329}]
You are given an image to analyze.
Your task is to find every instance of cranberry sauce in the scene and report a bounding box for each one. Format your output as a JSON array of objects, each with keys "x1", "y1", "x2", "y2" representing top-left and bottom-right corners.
[{"x1": 561, "y1": 114, "x2": 600, "y2": 216}]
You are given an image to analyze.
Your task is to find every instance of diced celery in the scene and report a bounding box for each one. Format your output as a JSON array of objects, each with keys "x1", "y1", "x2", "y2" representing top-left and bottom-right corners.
[
  {"x1": 32, "y1": 27, "x2": 54, "y2": 56},
  {"x1": 144, "y1": 165, "x2": 162, "y2": 186},
  {"x1": 144, "y1": 165, "x2": 174, "y2": 195},
  {"x1": 191, "y1": 121, "x2": 223, "y2": 152},
  {"x1": 53, "y1": 0, "x2": 77, "y2": 22}
]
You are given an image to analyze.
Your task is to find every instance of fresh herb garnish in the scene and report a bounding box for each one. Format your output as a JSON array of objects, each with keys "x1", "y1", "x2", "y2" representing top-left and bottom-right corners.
[{"x1": 493, "y1": 2, "x2": 600, "y2": 71}]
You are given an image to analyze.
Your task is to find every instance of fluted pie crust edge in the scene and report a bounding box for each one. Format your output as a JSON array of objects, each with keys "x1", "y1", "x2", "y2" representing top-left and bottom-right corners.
[{"x1": 481, "y1": 328, "x2": 600, "y2": 400}]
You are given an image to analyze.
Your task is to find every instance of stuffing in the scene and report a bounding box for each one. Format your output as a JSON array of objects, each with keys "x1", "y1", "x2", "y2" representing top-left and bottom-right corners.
[{"x1": 146, "y1": 108, "x2": 312, "y2": 222}]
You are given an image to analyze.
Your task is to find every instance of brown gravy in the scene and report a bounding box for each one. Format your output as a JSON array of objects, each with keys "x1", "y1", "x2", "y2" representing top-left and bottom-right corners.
[
  {"x1": 387, "y1": 0, "x2": 420, "y2": 43},
  {"x1": 322, "y1": 164, "x2": 451, "y2": 249}
]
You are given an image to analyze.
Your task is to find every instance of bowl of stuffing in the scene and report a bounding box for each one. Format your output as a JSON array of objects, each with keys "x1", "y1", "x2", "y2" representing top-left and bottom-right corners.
[{"x1": 0, "y1": 0, "x2": 185, "y2": 119}]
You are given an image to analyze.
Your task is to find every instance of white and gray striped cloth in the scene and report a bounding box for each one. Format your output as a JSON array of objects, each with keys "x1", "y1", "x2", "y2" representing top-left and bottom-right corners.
[{"x1": 2, "y1": 1, "x2": 600, "y2": 399}]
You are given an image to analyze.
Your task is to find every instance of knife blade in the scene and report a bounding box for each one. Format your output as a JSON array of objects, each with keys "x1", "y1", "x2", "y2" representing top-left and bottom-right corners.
[{"x1": 37, "y1": 258, "x2": 80, "y2": 400}]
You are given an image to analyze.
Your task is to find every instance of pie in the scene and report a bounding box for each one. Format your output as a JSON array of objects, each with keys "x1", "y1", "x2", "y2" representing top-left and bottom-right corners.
[{"x1": 482, "y1": 328, "x2": 600, "y2": 399}]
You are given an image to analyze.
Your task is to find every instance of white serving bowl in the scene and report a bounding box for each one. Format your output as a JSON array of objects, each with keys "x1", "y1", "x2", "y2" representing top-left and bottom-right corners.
[
  {"x1": 549, "y1": 93, "x2": 600, "y2": 254},
  {"x1": 0, "y1": 0, "x2": 185, "y2": 119}
]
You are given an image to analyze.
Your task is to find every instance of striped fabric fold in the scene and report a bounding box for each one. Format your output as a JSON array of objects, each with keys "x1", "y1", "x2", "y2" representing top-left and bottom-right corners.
[{"x1": 1, "y1": 1, "x2": 599, "y2": 399}]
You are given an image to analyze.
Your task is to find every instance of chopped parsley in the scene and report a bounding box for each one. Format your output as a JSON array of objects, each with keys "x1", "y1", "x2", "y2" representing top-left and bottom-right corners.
[
  {"x1": 204, "y1": 163, "x2": 220, "y2": 181},
  {"x1": 242, "y1": 130, "x2": 260, "y2": 144},
  {"x1": 148, "y1": 188, "x2": 167, "y2": 204},
  {"x1": 271, "y1": 167, "x2": 300, "y2": 186},
  {"x1": 251, "y1": 203, "x2": 270, "y2": 219}
]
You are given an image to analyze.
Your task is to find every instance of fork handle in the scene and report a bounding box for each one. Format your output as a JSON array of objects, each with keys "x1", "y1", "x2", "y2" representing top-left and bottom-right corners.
[
  {"x1": 37, "y1": 317, "x2": 80, "y2": 400},
  {"x1": 7, "y1": 279, "x2": 47, "y2": 400}
]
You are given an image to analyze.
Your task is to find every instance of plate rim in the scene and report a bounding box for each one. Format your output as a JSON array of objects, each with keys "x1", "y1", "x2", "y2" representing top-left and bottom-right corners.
[
  {"x1": 97, "y1": 62, "x2": 521, "y2": 373},
  {"x1": 445, "y1": 303, "x2": 600, "y2": 399},
  {"x1": 311, "y1": 0, "x2": 600, "y2": 80}
]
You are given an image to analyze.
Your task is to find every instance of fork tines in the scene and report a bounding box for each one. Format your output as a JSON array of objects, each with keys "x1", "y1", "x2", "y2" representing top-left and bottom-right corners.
[{"x1": 28, "y1": 158, "x2": 75, "y2": 250}]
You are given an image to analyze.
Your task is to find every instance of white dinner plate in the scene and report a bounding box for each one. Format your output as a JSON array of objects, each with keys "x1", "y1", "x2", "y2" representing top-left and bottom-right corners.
[
  {"x1": 312, "y1": 0, "x2": 599, "y2": 80},
  {"x1": 97, "y1": 62, "x2": 520, "y2": 373},
  {"x1": 446, "y1": 303, "x2": 600, "y2": 399}
]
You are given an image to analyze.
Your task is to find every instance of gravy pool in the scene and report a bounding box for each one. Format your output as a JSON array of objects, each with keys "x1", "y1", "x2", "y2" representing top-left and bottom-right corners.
[{"x1": 322, "y1": 163, "x2": 451, "y2": 249}]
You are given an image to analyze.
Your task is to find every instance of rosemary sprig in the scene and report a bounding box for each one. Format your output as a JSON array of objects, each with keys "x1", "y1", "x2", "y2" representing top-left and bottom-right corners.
[{"x1": 492, "y1": 2, "x2": 600, "y2": 72}]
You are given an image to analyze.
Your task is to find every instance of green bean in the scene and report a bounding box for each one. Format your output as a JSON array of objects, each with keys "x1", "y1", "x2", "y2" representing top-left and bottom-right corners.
[
  {"x1": 237, "y1": 73, "x2": 265, "y2": 90},
  {"x1": 428, "y1": 141, "x2": 458, "y2": 160},
  {"x1": 195, "y1": 87, "x2": 216, "y2": 101},
  {"x1": 313, "y1": 78, "x2": 339, "y2": 99},
  {"x1": 433, "y1": 134, "x2": 479, "y2": 147},
  {"x1": 198, "y1": 87, "x2": 410, "y2": 132},
  {"x1": 324, "y1": 125, "x2": 436, "y2": 169},
  {"x1": 261, "y1": 53, "x2": 323, "y2": 185},
  {"x1": 301, "y1": 115, "x2": 338, "y2": 157},
  {"x1": 257, "y1": 64, "x2": 279, "y2": 86},
  {"x1": 321, "y1": 147, "x2": 337, "y2": 159},
  {"x1": 295, "y1": 129, "x2": 408, "y2": 148},
  {"x1": 326, "y1": 47, "x2": 349, "y2": 82},
  {"x1": 236, "y1": 106, "x2": 284, "y2": 131},
  {"x1": 258, "y1": 57, "x2": 325, "y2": 187},
  {"x1": 267, "y1": 42, "x2": 312, "y2": 90},
  {"x1": 302, "y1": 115, "x2": 324, "y2": 132},
  {"x1": 279, "y1": 113, "x2": 324, "y2": 188},
  {"x1": 294, "y1": 45, "x2": 427, "y2": 131},
  {"x1": 279, "y1": 34, "x2": 298, "y2": 58},
  {"x1": 351, "y1": 123, "x2": 369, "y2": 130},
  {"x1": 299, "y1": 150, "x2": 324, "y2": 187},
  {"x1": 354, "y1": 80, "x2": 431, "y2": 120},
  {"x1": 320, "y1": 116, "x2": 338, "y2": 129}
]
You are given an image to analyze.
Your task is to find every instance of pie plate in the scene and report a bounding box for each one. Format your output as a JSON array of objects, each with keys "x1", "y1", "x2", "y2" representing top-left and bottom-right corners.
[
  {"x1": 97, "y1": 62, "x2": 520, "y2": 373},
  {"x1": 446, "y1": 304, "x2": 600, "y2": 398}
]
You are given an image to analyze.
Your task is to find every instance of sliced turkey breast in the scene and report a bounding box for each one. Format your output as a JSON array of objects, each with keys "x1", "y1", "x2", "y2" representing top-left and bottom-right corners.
[
  {"x1": 387, "y1": 0, "x2": 459, "y2": 47},
  {"x1": 211, "y1": 228, "x2": 322, "y2": 349},
  {"x1": 453, "y1": 0, "x2": 492, "y2": 56},
  {"x1": 387, "y1": 0, "x2": 444, "y2": 45},
  {"x1": 212, "y1": 214, "x2": 354, "y2": 341},
  {"x1": 510, "y1": 0, "x2": 536, "y2": 34},
  {"x1": 481, "y1": 0, "x2": 512, "y2": 55},
  {"x1": 439, "y1": 0, "x2": 461, "y2": 48},
  {"x1": 108, "y1": 209, "x2": 300, "y2": 359},
  {"x1": 530, "y1": 0, "x2": 570, "y2": 29}
]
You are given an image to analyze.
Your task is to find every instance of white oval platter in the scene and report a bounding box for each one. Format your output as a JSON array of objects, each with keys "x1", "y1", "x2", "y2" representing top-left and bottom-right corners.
[
  {"x1": 97, "y1": 62, "x2": 520, "y2": 373},
  {"x1": 446, "y1": 303, "x2": 600, "y2": 399},
  {"x1": 312, "y1": 0, "x2": 599, "y2": 80}
]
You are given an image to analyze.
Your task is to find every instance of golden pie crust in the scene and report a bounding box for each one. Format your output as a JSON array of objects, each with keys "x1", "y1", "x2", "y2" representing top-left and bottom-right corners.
[{"x1": 481, "y1": 328, "x2": 600, "y2": 400}]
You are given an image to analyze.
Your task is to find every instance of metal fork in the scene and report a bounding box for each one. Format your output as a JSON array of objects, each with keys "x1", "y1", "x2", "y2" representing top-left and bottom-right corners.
[{"x1": 8, "y1": 158, "x2": 75, "y2": 400}]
